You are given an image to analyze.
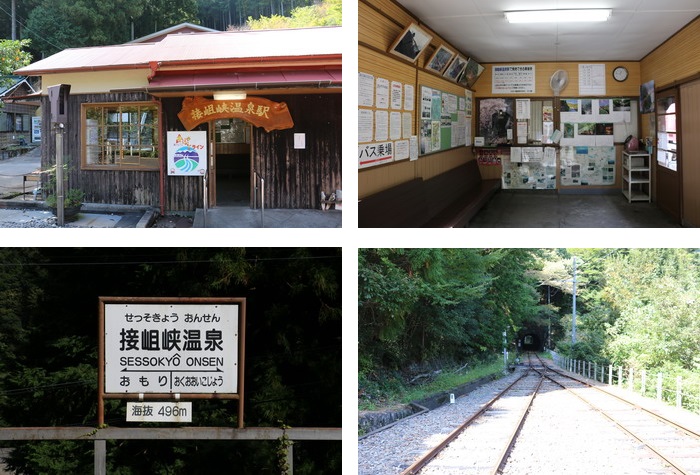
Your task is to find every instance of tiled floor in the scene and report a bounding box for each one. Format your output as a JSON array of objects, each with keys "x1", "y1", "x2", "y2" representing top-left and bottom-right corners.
[{"x1": 469, "y1": 191, "x2": 679, "y2": 228}]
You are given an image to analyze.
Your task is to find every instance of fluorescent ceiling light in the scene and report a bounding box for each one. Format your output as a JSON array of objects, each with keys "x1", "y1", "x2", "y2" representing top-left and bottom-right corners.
[
  {"x1": 505, "y1": 9, "x2": 612, "y2": 23},
  {"x1": 214, "y1": 91, "x2": 247, "y2": 101}
]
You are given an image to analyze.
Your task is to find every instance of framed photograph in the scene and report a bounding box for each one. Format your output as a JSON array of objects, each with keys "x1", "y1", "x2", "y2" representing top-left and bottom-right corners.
[
  {"x1": 462, "y1": 58, "x2": 485, "y2": 88},
  {"x1": 443, "y1": 55, "x2": 467, "y2": 82},
  {"x1": 640, "y1": 80, "x2": 655, "y2": 113},
  {"x1": 389, "y1": 23, "x2": 433, "y2": 63},
  {"x1": 478, "y1": 98, "x2": 515, "y2": 145},
  {"x1": 426, "y1": 45, "x2": 454, "y2": 74}
]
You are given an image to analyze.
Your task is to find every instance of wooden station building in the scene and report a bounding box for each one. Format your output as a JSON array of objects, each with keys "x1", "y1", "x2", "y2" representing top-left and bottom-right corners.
[{"x1": 16, "y1": 25, "x2": 342, "y2": 213}]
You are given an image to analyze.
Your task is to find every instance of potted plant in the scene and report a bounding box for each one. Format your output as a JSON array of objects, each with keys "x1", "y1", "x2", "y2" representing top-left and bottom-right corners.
[{"x1": 45, "y1": 188, "x2": 84, "y2": 221}]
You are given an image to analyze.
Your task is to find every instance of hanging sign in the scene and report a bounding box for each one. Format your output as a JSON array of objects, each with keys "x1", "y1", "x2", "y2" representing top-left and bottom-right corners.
[
  {"x1": 167, "y1": 131, "x2": 208, "y2": 176},
  {"x1": 178, "y1": 96, "x2": 294, "y2": 132}
]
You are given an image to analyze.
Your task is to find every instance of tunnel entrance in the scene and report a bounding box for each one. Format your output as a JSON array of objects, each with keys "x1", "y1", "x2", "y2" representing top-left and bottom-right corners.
[{"x1": 518, "y1": 332, "x2": 544, "y2": 352}]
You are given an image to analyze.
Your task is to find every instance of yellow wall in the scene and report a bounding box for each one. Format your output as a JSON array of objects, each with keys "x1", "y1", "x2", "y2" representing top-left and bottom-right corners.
[
  {"x1": 358, "y1": 0, "x2": 477, "y2": 198},
  {"x1": 40, "y1": 70, "x2": 151, "y2": 95},
  {"x1": 474, "y1": 62, "x2": 641, "y2": 98},
  {"x1": 640, "y1": 15, "x2": 700, "y2": 140},
  {"x1": 641, "y1": 17, "x2": 700, "y2": 89}
]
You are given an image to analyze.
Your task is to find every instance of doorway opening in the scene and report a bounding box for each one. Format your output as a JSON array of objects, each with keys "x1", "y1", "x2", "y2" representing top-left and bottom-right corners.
[{"x1": 212, "y1": 118, "x2": 251, "y2": 207}]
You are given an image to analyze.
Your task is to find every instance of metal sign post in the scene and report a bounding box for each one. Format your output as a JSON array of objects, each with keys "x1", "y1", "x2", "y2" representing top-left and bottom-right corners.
[{"x1": 55, "y1": 123, "x2": 64, "y2": 227}]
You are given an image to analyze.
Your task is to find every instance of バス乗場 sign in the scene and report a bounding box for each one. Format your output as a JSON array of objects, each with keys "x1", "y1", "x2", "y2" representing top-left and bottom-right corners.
[{"x1": 104, "y1": 302, "x2": 238, "y2": 394}]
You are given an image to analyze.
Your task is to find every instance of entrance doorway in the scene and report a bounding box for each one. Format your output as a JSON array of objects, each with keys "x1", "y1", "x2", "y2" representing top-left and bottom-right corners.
[{"x1": 210, "y1": 118, "x2": 252, "y2": 207}]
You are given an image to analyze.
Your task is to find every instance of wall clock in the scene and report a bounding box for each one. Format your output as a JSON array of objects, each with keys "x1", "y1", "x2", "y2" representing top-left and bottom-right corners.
[{"x1": 613, "y1": 66, "x2": 629, "y2": 82}]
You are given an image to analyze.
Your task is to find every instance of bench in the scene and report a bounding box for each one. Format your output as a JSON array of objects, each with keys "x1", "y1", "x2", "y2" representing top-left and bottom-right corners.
[
  {"x1": 423, "y1": 160, "x2": 501, "y2": 227},
  {"x1": 358, "y1": 160, "x2": 500, "y2": 228},
  {"x1": 358, "y1": 178, "x2": 430, "y2": 227}
]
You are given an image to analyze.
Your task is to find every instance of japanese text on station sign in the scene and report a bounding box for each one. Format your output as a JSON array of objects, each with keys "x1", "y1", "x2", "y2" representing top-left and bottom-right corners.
[{"x1": 104, "y1": 303, "x2": 238, "y2": 394}]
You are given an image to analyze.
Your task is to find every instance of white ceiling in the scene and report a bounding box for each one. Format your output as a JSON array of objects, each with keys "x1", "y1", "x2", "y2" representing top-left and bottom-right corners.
[{"x1": 394, "y1": 0, "x2": 700, "y2": 62}]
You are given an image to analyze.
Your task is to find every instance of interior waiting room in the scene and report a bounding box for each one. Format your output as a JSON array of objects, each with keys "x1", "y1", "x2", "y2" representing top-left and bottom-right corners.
[{"x1": 358, "y1": 0, "x2": 700, "y2": 227}]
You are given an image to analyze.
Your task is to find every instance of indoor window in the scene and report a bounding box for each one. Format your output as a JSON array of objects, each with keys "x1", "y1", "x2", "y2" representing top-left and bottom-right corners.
[
  {"x1": 83, "y1": 103, "x2": 160, "y2": 170},
  {"x1": 656, "y1": 95, "x2": 677, "y2": 171}
]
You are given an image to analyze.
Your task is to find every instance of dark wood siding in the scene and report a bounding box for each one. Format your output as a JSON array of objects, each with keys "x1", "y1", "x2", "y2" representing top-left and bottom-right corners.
[
  {"x1": 41, "y1": 93, "x2": 340, "y2": 211},
  {"x1": 253, "y1": 94, "x2": 342, "y2": 209},
  {"x1": 41, "y1": 92, "x2": 161, "y2": 207}
]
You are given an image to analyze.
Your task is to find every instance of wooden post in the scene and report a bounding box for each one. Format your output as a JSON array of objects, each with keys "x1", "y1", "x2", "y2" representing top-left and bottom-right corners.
[
  {"x1": 629, "y1": 367, "x2": 634, "y2": 391},
  {"x1": 657, "y1": 372, "x2": 663, "y2": 400},
  {"x1": 94, "y1": 440, "x2": 106, "y2": 475},
  {"x1": 608, "y1": 365, "x2": 613, "y2": 385},
  {"x1": 618, "y1": 367, "x2": 623, "y2": 388},
  {"x1": 286, "y1": 442, "x2": 293, "y2": 475},
  {"x1": 641, "y1": 370, "x2": 646, "y2": 396},
  {"x1": 676, "y1": 376, "x2": 682, "y2": 408}
]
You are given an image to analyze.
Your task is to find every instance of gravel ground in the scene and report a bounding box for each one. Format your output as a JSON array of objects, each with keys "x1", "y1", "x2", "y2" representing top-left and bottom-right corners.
[
  {"x1": 359, "y1": 365, "x2": 687, "y2": 475},
  {"x1": 501, "y1": 377, "x2": 672, "y2": 474},
  {"x1": 1, "y1": 215, "x2": 58, "y2": 227},
  {"x1": 358, "y1": 369, "x2": 524, "y2": 475}
]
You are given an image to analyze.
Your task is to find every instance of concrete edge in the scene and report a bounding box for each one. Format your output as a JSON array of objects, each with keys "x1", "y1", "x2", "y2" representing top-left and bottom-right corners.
[
  {"x1": 136, "y1": 208, "x2": 161, "y2": 228},
  {"x1": 357, "y1": 372, "x2": 503, "y2": 439}
]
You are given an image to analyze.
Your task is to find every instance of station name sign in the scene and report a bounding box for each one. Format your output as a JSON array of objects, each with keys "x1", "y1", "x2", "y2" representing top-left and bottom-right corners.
[{"x1": 102, "y1": 298, "x2": 241, "y2": 395}]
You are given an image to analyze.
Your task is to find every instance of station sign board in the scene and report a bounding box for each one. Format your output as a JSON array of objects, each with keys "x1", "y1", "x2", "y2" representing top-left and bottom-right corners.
[{"x1": 103, "y1": 299, "x2": 240, "y2": 394}]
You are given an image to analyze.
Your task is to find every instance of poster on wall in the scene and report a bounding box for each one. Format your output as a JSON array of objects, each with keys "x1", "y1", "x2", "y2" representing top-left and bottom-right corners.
[
  {"x1": 479, "y1": 98, "x2": 514, "y2": 145},
  {"x1": 167, "y1": 131, "x2": 208, "y2": 176},
  {"x1": 492, "y1": 65, "x2": 535, "y2": 94},
  {"x1": 502, "y1": 147, "x2": 557, "y2": 190},
  {"x1": 358, "y1": 72, "x2": 374, "y2": 107},
  {"x1": 358, "y1": 72, "x2": 416, "y2": 169},
  {"x1": 640, "y1": 80, "x2": 655, "y2": 113},
  {"x1": 419, "y1": 86, "x2": 468, "y2": 155},
  {"x1": 559, "y1": 146, "x2": 615, "y2": 186},
  {"x1": 579, "y1": 64, "x2": 606, "y2": 96}
]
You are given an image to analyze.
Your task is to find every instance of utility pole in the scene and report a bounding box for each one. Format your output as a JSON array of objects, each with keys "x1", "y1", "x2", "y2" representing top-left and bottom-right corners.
[
  {"x1": 503, "y1": 330, "x2": 508, "y2": 373},
  {"x1": 572, "y1": 257, "x2": 577, "y2": 345},
  {"x1": 11, "y1": 0, "x2": 16, "y2": 40}
]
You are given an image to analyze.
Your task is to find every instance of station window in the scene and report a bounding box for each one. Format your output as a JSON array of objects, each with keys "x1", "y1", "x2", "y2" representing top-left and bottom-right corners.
[
  {"x1": 82, "y1": 103, "x2": 160, "y2": 170},
  {"x1": 656, "y1": 93, "x2": 677, "y2": 171}
]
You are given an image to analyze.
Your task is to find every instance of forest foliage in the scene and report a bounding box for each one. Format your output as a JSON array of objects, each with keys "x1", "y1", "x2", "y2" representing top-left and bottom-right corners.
[
  {"x1": 0, "y1": 0, "x2": 340, "y2": 59},
  {"x1": 358, "y1": 249, "x2": 547, "y2": 392},
  {"x1": 0, "y1": 248, "x2": 341, "y2": 474},
  {"x1": 359, "y1": 248, "x2": 700, "y2": 407}
]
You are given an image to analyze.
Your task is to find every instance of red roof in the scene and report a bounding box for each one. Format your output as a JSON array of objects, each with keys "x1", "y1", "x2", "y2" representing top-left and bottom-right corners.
[{"x1": 16, "y1": 27, "x2": 343, "y2": 75}]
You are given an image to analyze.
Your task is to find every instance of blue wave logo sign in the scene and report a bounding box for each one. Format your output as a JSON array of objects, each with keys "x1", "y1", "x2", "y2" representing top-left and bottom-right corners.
[{"x1": 173, "y1": 146, "x2": 200, "y2": 173}]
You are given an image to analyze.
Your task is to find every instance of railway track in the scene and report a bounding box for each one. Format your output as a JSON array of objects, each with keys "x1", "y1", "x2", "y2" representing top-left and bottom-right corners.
[
  {"x1": 396, "y1": 353, "x2": 700, "y2": 475},
  {"x1": 401, "y1": 353, "x2": 543, "y2": 475},
  {"x1": 531, "y1": 354, "x2": 700, "y2": 474}
]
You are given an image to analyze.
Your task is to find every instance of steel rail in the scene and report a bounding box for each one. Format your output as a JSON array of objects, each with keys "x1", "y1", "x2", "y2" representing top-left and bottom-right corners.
[
  {"x1": 536, "y1": 354, "x2": 700, "y2": 441},
  {"x1": 491, "y1": 372, "x2": 545, "y2": 475},
  {"x1": 400, "y1": 371, "x2": 531, "y2": 475},
  {"x1": 538, "y1": 369, "x2": 690, "y2": 475}
]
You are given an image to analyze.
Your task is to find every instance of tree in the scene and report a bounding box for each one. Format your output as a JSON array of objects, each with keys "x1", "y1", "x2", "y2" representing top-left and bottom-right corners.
[
  {"x1": 246, "y1": 0, "x2": 341, "y2": 29},
  {"x1": 359, "y1": 248, "x2": 546, "y2": 376}
]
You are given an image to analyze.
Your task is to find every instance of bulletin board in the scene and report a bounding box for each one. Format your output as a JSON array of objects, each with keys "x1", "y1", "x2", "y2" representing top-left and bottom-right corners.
[
  {"x1": 560, "y1": 146, "x2": 616, "y2": 186},
  {"x1": 419, "y1": 85, "x2": 469, "y2": 155},
  {"x1": 501, "y1": 146, "x2": 558, "y2": 190},
  {"x1": 358, "y1": 71, "x2": 417, "y2": 169}
]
